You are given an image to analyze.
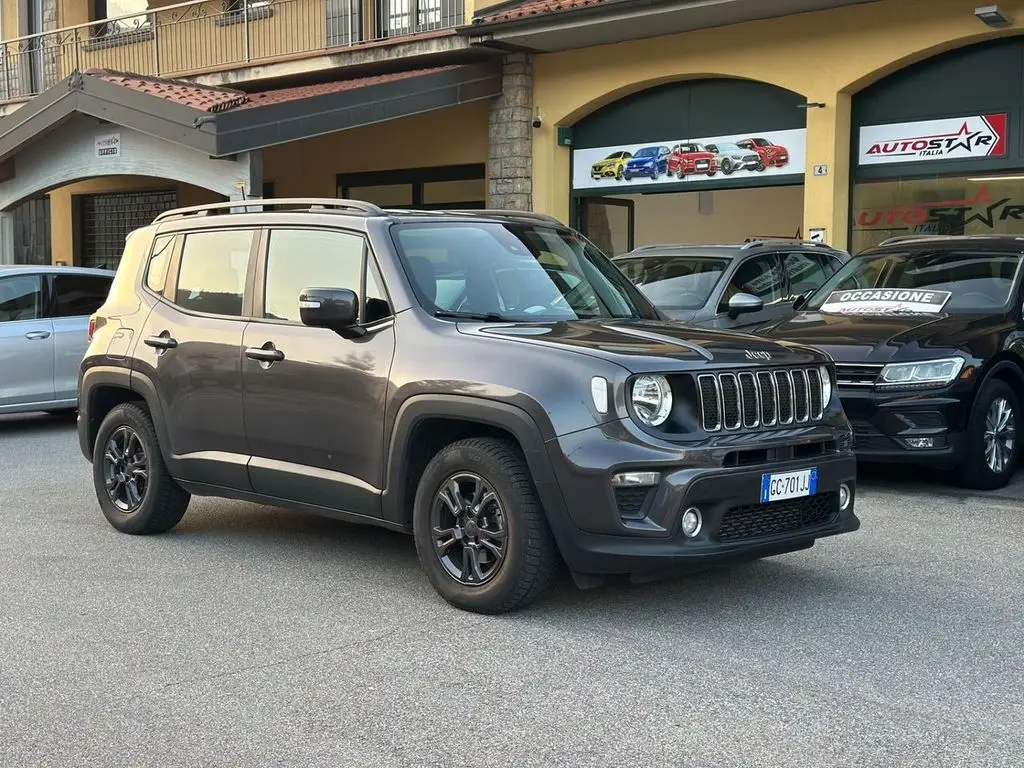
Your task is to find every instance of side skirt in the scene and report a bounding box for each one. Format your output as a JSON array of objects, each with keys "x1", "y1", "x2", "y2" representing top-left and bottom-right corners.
[{"x1": 175, "y1": 480, "x2": 413, "y2": 534}]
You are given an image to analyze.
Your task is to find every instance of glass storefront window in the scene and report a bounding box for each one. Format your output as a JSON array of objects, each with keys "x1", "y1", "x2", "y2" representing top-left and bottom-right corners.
[{"x1": 852, "y1": 174, "x2": 1024, "y2": 253}]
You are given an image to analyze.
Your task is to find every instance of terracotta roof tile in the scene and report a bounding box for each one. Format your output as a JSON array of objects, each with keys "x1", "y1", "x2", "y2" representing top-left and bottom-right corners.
[
  {"x1": 84, "y1": 69, "x2": 249, "y2": 112},
  {"x1": 474, "y1": 0, "x2": 612, "y2": 25},
  {"x1": 236, "y1": 66, "x2": 460, "y2": 109}
]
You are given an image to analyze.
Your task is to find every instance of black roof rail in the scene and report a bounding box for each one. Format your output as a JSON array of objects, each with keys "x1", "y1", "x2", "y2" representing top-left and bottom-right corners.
[
  {"x1": 873, "y1": 234, "x2": 1024, "y2": 247},
  {"x1": 153, "y1": 197, "x2": 384, "y2": 223}
]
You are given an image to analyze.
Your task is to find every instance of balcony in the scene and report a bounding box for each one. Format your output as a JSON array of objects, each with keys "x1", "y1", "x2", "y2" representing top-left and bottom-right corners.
[{"x1": 0, "y1": 0, "x2": 466, "y2": 103}]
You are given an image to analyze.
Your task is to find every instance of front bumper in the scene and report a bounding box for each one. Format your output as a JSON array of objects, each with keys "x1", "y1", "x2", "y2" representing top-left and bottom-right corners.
[
  {"x1": 840, "y1": 386, "x2": 969, "y2": 466},
  {"x1": 591, "y1": 166, "x2": 618, "y2": 179},
  {"x1": 542, "y1": 419, "x2": 859, "y2": 576},
  {"x1": 626, "y1": 165, "x2": 656, "y2": 177}
]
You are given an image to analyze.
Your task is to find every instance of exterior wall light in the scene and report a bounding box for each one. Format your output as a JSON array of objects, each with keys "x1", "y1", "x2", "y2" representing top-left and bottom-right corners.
[{"x1": 975, "y1": 5, "x2": 1012, "y2": 27}]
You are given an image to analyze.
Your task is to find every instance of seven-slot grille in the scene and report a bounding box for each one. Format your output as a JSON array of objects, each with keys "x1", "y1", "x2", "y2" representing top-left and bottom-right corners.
[{"x1": 697, "y1": 367, "x2": 827, "y2": 432}]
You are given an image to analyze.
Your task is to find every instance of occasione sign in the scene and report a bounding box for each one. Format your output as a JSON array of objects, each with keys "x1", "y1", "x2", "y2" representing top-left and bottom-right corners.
[{"x1": 858, "y1": 114, "x2": 1007, "y2": 165}]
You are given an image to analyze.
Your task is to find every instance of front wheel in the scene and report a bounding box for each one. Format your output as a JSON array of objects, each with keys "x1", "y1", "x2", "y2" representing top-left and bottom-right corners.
[
  {"x1": 413, "y1": 437, "x2": 560, "y2": 614},
  {"x1": 93, "y1": 402, "x2": 190, "y2": 534},
  {"x1": 722, "y1": 159, "x2": 734, "y2": 175},
  {"x1": 955, "y1": 378, "x2": 1020, "y2": 490}
]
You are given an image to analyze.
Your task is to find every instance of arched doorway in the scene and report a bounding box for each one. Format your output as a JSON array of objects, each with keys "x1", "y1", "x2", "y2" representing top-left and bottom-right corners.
[
  {"x1": 568, "y1": 78, "x2": 808, "y2": 255},
  {"x1": 851, "y1": 37, "x2": 1024, "y2": 252}
]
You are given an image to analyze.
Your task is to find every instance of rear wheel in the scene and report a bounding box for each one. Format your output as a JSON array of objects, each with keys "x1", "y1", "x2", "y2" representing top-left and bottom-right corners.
[
  {"x1": 955, "y1": 378, "x2": 1019, "y2": 490},
  {"x1": 93, "y1": 402, "x2": 190, "y2": 534},
  {"x1": 413, "y1": 437, "x2": 560, "y2": 614}
]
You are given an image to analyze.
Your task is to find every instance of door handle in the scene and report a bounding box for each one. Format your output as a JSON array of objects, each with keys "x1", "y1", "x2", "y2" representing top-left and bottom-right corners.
[
  {"x1": 25, "y1": 330, "x2": 51, "y2": 340},
  {"x1": 245, "y1": 346, "x2": 285, "y2": 363},
  {"x1": 144, "y1": 334, "x2": 178, "y2": 350}
]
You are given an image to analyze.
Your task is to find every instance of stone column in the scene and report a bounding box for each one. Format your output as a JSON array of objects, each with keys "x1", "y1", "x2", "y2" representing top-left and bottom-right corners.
[{"x1": 487, "y1": 53, "x2": 533, "y2": 211}]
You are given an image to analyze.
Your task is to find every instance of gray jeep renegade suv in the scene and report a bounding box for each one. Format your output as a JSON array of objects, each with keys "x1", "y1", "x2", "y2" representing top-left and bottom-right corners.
[{"x1": 78, "y1": 199, "x2": 859, "y2": 614}]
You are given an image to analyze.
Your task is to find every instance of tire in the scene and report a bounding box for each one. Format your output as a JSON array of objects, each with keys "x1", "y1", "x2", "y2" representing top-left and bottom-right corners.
[
  {"x1": 615, "y1": 168, "x2": 622, "y2": 181},
  {"x1": 93, "y1": 402, "x2": 190, "y2": 535},
  {"x1": 954, "y1": 378, "x2": 1020, "y2": 490},
  {"x1": 706, "y1": 170, "x2": 716, "y2": 177},
  {"x1": 651, "y1": 169, "x2": 660, "y2": 181},
  {"x1": 413, "y1": 437, "x2": 560, "y2": 614},
  {"x1": 755, "y1": 161, "x2": 766, "y2": 172},
  {"x1": 722, "y1": 160, "x2": 734, "y2": 175},
  {"x1": 623, "y1": 172, "x2": 632, "y2": 181}
]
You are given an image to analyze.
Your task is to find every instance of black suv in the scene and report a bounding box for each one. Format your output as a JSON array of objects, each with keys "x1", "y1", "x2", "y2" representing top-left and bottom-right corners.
[
  {"x1": 759, "y1": 234, "x2": 1024, "y2": 489},
  {"x1": 613, "y1": 240, "x2": 849, "y2": 331},
  {"x1": 78, "y1": 199, "x2": 859, "y2": 614}
]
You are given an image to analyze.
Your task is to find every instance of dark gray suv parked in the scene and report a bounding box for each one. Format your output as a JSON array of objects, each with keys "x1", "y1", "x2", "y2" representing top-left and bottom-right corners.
[
  {"x1": 614, "y1": 240, "x2": 850, "y2": 331},
  {"x1": 78, "y1": 199, "x2": 859, "y2": 613}
]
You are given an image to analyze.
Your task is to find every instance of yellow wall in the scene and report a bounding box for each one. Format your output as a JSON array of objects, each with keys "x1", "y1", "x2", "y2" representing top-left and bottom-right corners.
[
  {"x1": 615, "y1": 186, "x2": 805, "y2": 251},
  {"x1": 262, "y1": 100, "x2": 490, "y2": 197},
  {"x1": 44, "y1": 101, "x2": 488, "y2": 264},
  {"x1": 532, "y1": 0, "x2": 1024, "y2": 249},
  {"x1": 48, "y1": 176, "x2": 222, "y2": 265}
]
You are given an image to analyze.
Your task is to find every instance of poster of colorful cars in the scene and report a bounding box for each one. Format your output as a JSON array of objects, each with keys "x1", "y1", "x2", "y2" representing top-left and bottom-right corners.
[{"x1": 573, "y1": 128, "x2": 806, "y2": 190}]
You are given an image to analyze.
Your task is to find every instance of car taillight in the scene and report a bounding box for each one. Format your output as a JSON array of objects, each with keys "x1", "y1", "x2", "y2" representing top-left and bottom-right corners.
[{"x1": 87, "y1": 315, "x2": 97, "y2": 342}]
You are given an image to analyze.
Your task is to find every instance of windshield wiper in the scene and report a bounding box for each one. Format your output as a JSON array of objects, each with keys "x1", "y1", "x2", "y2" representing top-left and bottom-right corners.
[{"x1": 434, "y1": 310, "x2": 509, "y2": 322}]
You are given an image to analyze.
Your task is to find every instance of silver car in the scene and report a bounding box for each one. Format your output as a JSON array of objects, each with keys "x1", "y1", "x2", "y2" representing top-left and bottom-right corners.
[
  {"x1": 704, "y1": 141, "x2": 763, "y2": 175},
  {"x1": 0, "y1": 265, "x2": 114, "y2": 415}
]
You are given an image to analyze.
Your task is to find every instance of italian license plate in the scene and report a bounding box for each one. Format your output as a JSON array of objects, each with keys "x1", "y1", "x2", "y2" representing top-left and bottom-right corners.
[{"x1": 760, "y1": 467, "x2": 818, "y2": 504}]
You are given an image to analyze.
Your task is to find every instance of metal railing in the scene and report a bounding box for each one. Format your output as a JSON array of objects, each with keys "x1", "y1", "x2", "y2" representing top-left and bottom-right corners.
[{"x1": 0, "y1": 0, "x2": 464, "y2": 103}]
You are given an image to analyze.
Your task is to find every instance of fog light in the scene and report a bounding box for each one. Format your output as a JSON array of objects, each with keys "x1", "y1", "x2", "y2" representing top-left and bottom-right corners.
[
  {"x1": 611, "y1": 471, "x2": 660, "y2": 487},
  {"x1": 681, "y1": 507, "x2": 702, "y2": 538},
  {"x1": 904, "y1": 437, "x2": 935, "y2": 449},
  {"x1": 839, "y1": 483, "x2": 851, "y2": 512}
]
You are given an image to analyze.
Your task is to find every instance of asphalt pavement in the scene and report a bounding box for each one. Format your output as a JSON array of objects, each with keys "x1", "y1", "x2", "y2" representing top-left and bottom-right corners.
[{"x1": 1, "y1": 412, "x2": 1021, "y2": 768}]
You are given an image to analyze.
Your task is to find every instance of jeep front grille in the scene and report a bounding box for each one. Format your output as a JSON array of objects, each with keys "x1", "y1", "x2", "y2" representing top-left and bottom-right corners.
[{"x1": 697, "y1": 367, "x2": 827, "y2": 432}]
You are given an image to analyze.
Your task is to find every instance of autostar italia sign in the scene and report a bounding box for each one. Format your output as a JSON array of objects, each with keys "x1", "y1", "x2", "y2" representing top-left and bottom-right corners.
[{"x1": 858, "y1": 114, "x2": 1008, "y2": 165}]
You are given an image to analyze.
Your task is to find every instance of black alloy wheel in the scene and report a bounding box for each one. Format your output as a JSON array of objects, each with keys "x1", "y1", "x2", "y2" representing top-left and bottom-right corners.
[
  {"x1": 431, "y1": 473, "x2": 507, "y2": 585},
  {"x1": 103, "y1": 426, "x2": 149, "y2": 513}
]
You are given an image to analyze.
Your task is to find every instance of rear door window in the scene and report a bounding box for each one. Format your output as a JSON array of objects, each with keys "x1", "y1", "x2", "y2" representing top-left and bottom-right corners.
[
  {"x1": 174, "y1": 230, "x2": 255, "y2": 317},
  {"x1": 53, "y1": 274, "x2": 113, "y2": 317}
]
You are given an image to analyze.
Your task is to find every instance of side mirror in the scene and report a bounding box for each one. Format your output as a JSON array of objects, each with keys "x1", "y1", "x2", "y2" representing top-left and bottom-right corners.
[
  {"x1": 299, "y1": 287, "x2": 361, "y2": 336},
  {"x1": 727, "y1": 292, "x2": 764, "y2": 319},
  {"x1": 793, "y1": 289, "x2": 815, "y2": 311}
]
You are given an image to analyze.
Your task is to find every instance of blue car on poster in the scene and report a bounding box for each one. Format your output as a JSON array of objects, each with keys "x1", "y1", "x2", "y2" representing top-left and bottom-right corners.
[{"x1": 623, "y1": 145, "x2": 671, "y2": 181}]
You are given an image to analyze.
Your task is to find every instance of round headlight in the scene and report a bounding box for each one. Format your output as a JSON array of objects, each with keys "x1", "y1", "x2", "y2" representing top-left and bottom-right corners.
[
  {"x1": 819, "y1": 364, "x2": 833, "y2": 409},
  {"x1": 631, "y1": 375, "x2": 673, "y2": 427}
]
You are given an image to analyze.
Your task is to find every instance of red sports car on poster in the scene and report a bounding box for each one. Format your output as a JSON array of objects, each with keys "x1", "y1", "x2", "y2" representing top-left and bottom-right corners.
[
  {"x1": 667, "y1": 142, "x2": 718, "y2": 177},
  {"x1": 737, "y1": 137, "x2": 790, "y2": 170}
]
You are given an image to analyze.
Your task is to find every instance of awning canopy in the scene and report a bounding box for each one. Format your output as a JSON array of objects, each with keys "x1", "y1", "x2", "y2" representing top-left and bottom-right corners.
[{"x1": 0, "y1": 62, "x2": 502, "y2": 163}]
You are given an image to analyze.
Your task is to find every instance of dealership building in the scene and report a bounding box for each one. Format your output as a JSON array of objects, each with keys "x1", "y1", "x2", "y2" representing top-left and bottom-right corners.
[
  {"x1": 1, "y1": 0, "x2": 1024, "y2": 265},
  {"x1": 479, "y1": 0, "x2": 1024, "y2": 255}
]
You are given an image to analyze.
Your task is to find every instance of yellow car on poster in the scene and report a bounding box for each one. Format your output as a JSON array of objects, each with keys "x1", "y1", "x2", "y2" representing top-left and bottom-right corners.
[{"x1": 590, "y1": 150, "x2": 633, "y2": 181}]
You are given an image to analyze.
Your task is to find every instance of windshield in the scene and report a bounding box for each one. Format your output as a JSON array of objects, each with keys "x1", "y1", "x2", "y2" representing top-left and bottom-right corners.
[
  {"x1": 717, "y1": 142, "x2": 740, "y2": 152},
  {"x1": 754, "y1": 138, "x2": 770, "y2": 146},
  {"x1": 617, "y1": 256, "x2": 730, "y2": 310},
  {"x1": 806, "y1": 250, "x2": 1024, "y2": 315},
  {"x1": 634, "y1": 147, "x2": 658, "y2": 158},
  {"x1": 391, "y1": 222, "x2": 659, "y2": 322}
]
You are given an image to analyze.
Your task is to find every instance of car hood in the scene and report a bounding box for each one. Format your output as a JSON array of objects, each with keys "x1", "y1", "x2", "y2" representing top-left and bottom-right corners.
[
  {"x1": 460, "y1": 318, "x2": 826, "y2": 373},
  {"x1": 628, "y1": 156, "x2": 655, "y2": 164},
  {"x1": 592, "y1": 159, "x2": 618, "y2": 167},
  {"x1": 759, "y1": 310, "x2": 1004, "y2": 363}
]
